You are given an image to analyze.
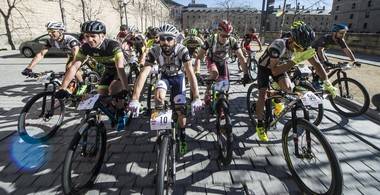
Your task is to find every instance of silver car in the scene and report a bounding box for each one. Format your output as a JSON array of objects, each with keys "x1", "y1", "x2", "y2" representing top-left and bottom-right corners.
[{"x1": 19, "y1": 33, "x2": 80, "y2": 58}]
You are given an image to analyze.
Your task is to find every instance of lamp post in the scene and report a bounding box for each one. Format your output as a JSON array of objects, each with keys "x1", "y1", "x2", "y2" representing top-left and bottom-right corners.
[
  {"x1": 118, "y1": 0, "x2": 129, "y2": 26},
  {"x1": 123, "y1": 0, "x2": 128, "y2": 26}
]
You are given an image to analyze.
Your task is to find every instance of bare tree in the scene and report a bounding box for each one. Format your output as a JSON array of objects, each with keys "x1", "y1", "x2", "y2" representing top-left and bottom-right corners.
[
  {"x1": 217, "y1": 0, "x2": 235, "y2": 20},
  {"x1": 0, "y1": 0, "x2": 32, "y2": 49},
  {"x1": 58, "y1": 0, "x2": 66, "y2": 26}
]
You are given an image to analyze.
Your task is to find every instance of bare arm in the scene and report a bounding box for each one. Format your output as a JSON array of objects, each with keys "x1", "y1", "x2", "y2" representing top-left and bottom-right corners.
[
  {"x1": 66, "y1": 46, "x2": 80, "y2": 69},
  {"x1": 27, "y1": 48, "x2": 49, "y2": 69},
  {"x1": 316, "y1": 47, "x2": 327, "y2": 62},
  {"x1": 184, "y1": 60, "x2": 200, "y2": 100},
  {"x1": 131, "y1": 65, "x2": 152, "y2": 100},
  {"x1": 194, "y1": 48, "x2": 206, "y2": 73},
  {"x1": 343, "y1": 47, "x2": 356, "y2": 62},
  {"x1": 115, "y1": 54, "x2": 129, "y2": 90},
  {"x1": 256, "y1": 38, "x2": 262, "y2": 51},
  {"x1": 235, "y1": 48, "x2": 248, "y2": 74},
  {"x1": 60, "y1": 60, "x2": 82, "y2": 89},
  {"x1": 308, "y1": 55, "x2": 328, "y2": 81},
  {"x1": 271, "y1": 59, "x2": 296, "y2": 76}
]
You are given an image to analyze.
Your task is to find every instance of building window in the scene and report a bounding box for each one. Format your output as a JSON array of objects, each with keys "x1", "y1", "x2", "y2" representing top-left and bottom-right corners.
[
  {"x1": 349, "y1": 14, "x2": 354, "y2": 19},
  {"x1": 336, "y1": 6, "x2": 339, "y2": 11},
  {"x1": 365, "y1": 12, "x2": 370, "y2": 18},
  {"x1": 368, "y1": 0, "x2": 372, "y2": 7},
  {"x1": 363, "y1": 23, "x2": 368, "y2": 29},
  {"x1": 348, "y1": 23, "x2": 352, "y2": 29},
  {"x1": 352, "y1": 3, "x2": 356, "y2": 9}
]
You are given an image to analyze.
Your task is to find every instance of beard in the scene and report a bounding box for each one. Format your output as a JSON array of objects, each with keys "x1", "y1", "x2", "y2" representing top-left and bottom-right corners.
[{"x1": 161, "y1": 44, "x2": 174, "y2": 54}]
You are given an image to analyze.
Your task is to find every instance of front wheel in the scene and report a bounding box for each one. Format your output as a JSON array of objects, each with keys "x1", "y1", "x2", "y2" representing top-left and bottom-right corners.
[
  {"x1": 156, "y1": 135, "x2": 172, "y2": 195},
  {"x1": 282, "y1": 118, "x2": 343, "y2": 195},
  {"x1": 216, "y1": 99, "x2": 233, "y2": 166},
  {"x1": 330, "y1": 77, "x2": 370, "y2": 117},
  {"x1": 62, "y1": 121, "x2": 106, "y2": 194},
  {"x1": 246, "y1": 83, "x2": 258, "y2": 125},
  {"x1": 18, "y1": 91, "x2": 64, "y2": 143}
]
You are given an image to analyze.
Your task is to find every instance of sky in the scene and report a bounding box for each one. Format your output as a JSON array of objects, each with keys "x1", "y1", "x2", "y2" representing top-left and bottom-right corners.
[{"x1": 173, "y1": 0, "x2": 333, "y2": 11}]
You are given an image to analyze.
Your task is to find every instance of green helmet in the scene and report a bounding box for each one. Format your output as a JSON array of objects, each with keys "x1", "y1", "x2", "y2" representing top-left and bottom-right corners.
[{"x1": 189, "y1": 28, "x2": 198, "y2": 36}]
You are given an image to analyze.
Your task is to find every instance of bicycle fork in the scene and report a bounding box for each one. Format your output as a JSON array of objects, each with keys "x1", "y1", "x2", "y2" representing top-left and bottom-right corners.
[{"x1": 291, "y1": 105, "x2": 312, "y2": 159}]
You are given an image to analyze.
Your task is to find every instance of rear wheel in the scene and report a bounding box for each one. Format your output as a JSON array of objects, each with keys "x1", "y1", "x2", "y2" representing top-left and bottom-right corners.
[
  {"x1": 330, "y1": 77, "x2": 370, "y2": 117},
  {"x1": 62, "y1": 121, "x2": 106, "y2": 194},
  {"x1": 18, "y1": 91, "x2": 64, "y2": 143}
]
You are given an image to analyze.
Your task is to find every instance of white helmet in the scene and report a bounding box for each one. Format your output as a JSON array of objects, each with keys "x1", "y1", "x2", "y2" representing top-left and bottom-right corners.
[
  {"x1": 46, "y1": 22, "x2": 65, "y2": 31},
  {"x1": 127, "y1": 25, "x2": 139, "y2": 33},
  {"x1": 157, "y1": 24, "x2": 178, "y2": 37}
]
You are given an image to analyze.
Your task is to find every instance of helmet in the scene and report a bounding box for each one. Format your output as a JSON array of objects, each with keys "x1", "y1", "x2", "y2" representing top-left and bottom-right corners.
[
  {"x1": 218, "y1": 20, "x2": 233, "y2": 34},
  {"x1": 147, "y1": 27, "x2": 159, "y2": 38},
  {"x1": 127, "y1": 25, "x2": 138, "y2": 33},
  {"x1": 189, "y1": 28, "x2": 198, "y2": 36},
  {"x1": 46, "y1": 22, "x2": 65, "y2": 31},
  {"x1": 81, "y1": 21, "x2": 106, "y2": 34},
  {"x1": 290, "y1": 21, "x2": 315, "y2": 49},
  {"x1": 332, "y1": 23, "x2": 348, "y2": 32},
  {"x1": 157, "y1": 24, "x2": 179, "y2": 37}
]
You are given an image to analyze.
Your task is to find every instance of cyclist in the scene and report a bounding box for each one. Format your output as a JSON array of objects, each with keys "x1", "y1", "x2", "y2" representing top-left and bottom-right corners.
[
  {"x1": 311, "y1": 23, "x2": 360, "y2": 88},
  {"x1": 195, "y1": 20, "x2": 250, "y2": 105},
  {"x1": 254, "y1": 21, "x2": 336, "y2": 142},
  {"x1": 182, "y1": 28, "x2": 204, "y2": 81},
  {"x1": 145, "y1": 27, "x2": 160, "y2": 49},
  {"x1": 123, "y1": 25, "x2": 146, "y2": 65},
  {"x1": 21, "y1": 22, "x2": 83, "y2": 91},
  {"x1": 241, "y1": 27, "x2": 263, "y2": 55},
  {"x1": 55, "y1": 20, "x2": 129, "y2": 98},
  {"x1": 128, "y1": 24, "x2": 203, "y2": 155}
]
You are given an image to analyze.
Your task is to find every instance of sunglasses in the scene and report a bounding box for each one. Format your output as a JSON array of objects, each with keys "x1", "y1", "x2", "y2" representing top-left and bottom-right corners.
[
  {"x1": 159, "y1": 36, "x2": 175, "y2": 42},
  {"x1": 220, "y1": 34, "x2": 230, "y2": 38}
]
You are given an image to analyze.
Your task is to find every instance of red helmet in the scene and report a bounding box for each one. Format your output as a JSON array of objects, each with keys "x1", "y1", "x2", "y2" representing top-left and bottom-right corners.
[{"x1": 218, "y1": 20, "x2": 233, "y2": 34}]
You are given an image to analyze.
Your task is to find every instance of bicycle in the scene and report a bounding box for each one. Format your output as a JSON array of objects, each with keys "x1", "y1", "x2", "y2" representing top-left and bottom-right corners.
[
  {"x1": 126, "y1": 54, "x2": 140, "y2": 85},
  {"x1": 247, "y1": 65, "x2": 324, "y2": 127},
  {"x1": 61, "y1": 90, "x2": 132, "y2": 194},
  {"x1": 322, "y1": 62, "x2": 369, "y2": 117},
  {"x1": 149, "y1": 100, "x2": 190, "y2": 195},
  {"x1": 246, "y1": 50, "x2": 259, "y2": 81},
  {"x1": 254, "y1": 89, "x2": 343, "y2": 194},
  {"x1": 205, "y1": 78, "x2": 242, "y2": 166},
  {"x1": 18, "y1": 61, "x2": 101, "y2": 143}
]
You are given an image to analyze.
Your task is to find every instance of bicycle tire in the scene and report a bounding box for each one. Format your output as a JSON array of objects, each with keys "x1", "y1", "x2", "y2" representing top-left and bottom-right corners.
[
  {"x1": 282, "y1": 118, "x2": 343, "y2": 195},
  {"x1": 294, "y1": 82, "x2": 324, "y2": 126},
  {"x1": 18, "y1": 91, "x2": 64, "y2": 143},
  {"x1": 156, "y1": 135, "x2": 170, "y2": 195},
  {"x1": 248, "y1": 58, "x2": 258, "y2": 81},
  {"x1": 62, "y1": 121, "x2": 107, "y2": 194},
  {"x1": 330, "y1": 77, "x2": 370, "y2": 117},
  {"x1": 216, "y1": 98, "x2": 233, "y2": 166},
  {"x1": 246, "y1": 83, "x2": 258, "y2": 125}
]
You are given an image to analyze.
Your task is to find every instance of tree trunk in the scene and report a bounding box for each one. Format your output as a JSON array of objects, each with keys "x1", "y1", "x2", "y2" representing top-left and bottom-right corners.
[
  {"x1": 58, "y1": 0, "x2": 67, "y2": 26},
  {"x1": 81, "y1": 0, "x2": 86, "y2": 22},
  {"x1": 4, "y1": 15, "x2": 16, "y2": 50}
]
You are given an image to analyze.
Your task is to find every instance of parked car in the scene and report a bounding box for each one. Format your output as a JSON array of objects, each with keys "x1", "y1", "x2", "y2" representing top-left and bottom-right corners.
[{"x1": 19, "y1": 33, "x2": 80, "y2": 58}]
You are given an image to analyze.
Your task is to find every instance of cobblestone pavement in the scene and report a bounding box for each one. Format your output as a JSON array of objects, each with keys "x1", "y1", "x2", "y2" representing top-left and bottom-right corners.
[{"x1": 0, "y1": 57, "x2": 380, "y2": 195}]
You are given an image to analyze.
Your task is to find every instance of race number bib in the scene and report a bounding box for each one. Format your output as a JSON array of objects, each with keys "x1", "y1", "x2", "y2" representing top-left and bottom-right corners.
[
  {"x1": 150, "y1": 109, "x2": 172, "y2": 130},
  {"x1": 297, "y1": 65, "x2": 312, "y2": 74},
  {"x1": 37, "y1": 73, "x2": 52, "y2": 84},
  {"x1": 77, "y1": 94, "x2": 100, "y2": 110},
  {"x1": 214, "y1": 80, "x2": 229, "y2": 92},
  {"x1": 301, "y1": 91, "x2": 322, "y2": 108}
]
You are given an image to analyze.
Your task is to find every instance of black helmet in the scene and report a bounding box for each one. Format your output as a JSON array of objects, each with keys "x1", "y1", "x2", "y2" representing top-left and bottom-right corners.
[
  {"x1": 81, "y1": 21, "x2": 106, "y2": 34},
  {"x1": 120, "y1": 24, "x2": 128, "y2": 31},
  {"x1": 290, "y1": 21, "x2": 315, "y2": 49}
]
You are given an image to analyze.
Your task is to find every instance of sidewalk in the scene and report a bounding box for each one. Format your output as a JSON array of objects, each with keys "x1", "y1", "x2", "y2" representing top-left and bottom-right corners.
[{"x1": 326, "y1": 49, "x2": 380, "y2": 66}]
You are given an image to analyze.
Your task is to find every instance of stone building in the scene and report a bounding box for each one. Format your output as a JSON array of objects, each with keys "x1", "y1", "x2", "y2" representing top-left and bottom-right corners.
[
  {"x1": 0, "y1": 0, "x2": 170, "y2": 49},
  {"x1": 331, "y1": 0, "x2": 380, "y2": 33}
]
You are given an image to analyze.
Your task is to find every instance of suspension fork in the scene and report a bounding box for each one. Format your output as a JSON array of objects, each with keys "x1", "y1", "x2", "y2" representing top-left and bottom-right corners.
[
  {"x1": 337, "y1": 70, "x2": 350, "y2": 97},
  {"x1": 291, "y1": 106, "x2": 301, "y2": 157}
]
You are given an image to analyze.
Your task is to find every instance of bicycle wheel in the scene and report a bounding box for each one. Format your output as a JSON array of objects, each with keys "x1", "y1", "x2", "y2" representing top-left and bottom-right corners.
[
  {"x1": 248, "y1": 58, "x2": 258, "y2": 81},
  {"x1": 62, "y1": 121, "x2": 107, "y2": 194},
  {"x1": 282, "y1": 118, "x2": 343, "y2": 195},
  {"x1": 246, "y1": 83, "x2": 258, "y2": 125},
  {"x1": 330, "y1": 77, "x2": 370, "y2": 117},
  {"x1": 18, "y1": 91, "x2": 64, "y2": 143},
  {"x1": 293, "y1": 82, "x2": 324, "y2": 126},
  {"x1": 156, "y1": 135, "x2": 172, "y2": 195},
  {"x1": 216, "y1": 99, "x2": 233, "y2": 166}
]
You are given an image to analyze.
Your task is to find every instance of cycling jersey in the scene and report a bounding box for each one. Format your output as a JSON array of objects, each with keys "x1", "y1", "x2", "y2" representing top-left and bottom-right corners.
[
  {"x1": 201, "y1": 34, "x2": 239, "y2": 63},
  {"x1": 43, "y1": 34, "x2": 80, "y2": 55},
  {"x1": 146, "y1": 44, "x2": 191, "y2": 76},
  {"x1": 124, "y1": 33, "x2": 146, "y2": 56},
  {"x1": 242, "y1": 33, "x2": 259, "y2": 51},
  {"x1": 312, "y1": 34, "x2": 348, "y2": 49},
  {"x1": 75, "y1": 39, "x2": 123, "y2": 87},
  {"x1": 182, "y1": 36, "x2": 204, "y2": 57}
]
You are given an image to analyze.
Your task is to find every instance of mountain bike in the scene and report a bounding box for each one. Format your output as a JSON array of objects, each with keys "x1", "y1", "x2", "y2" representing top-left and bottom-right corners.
[{"x1": 62, "y1": 91, "x2": 132, "y2": 194}]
